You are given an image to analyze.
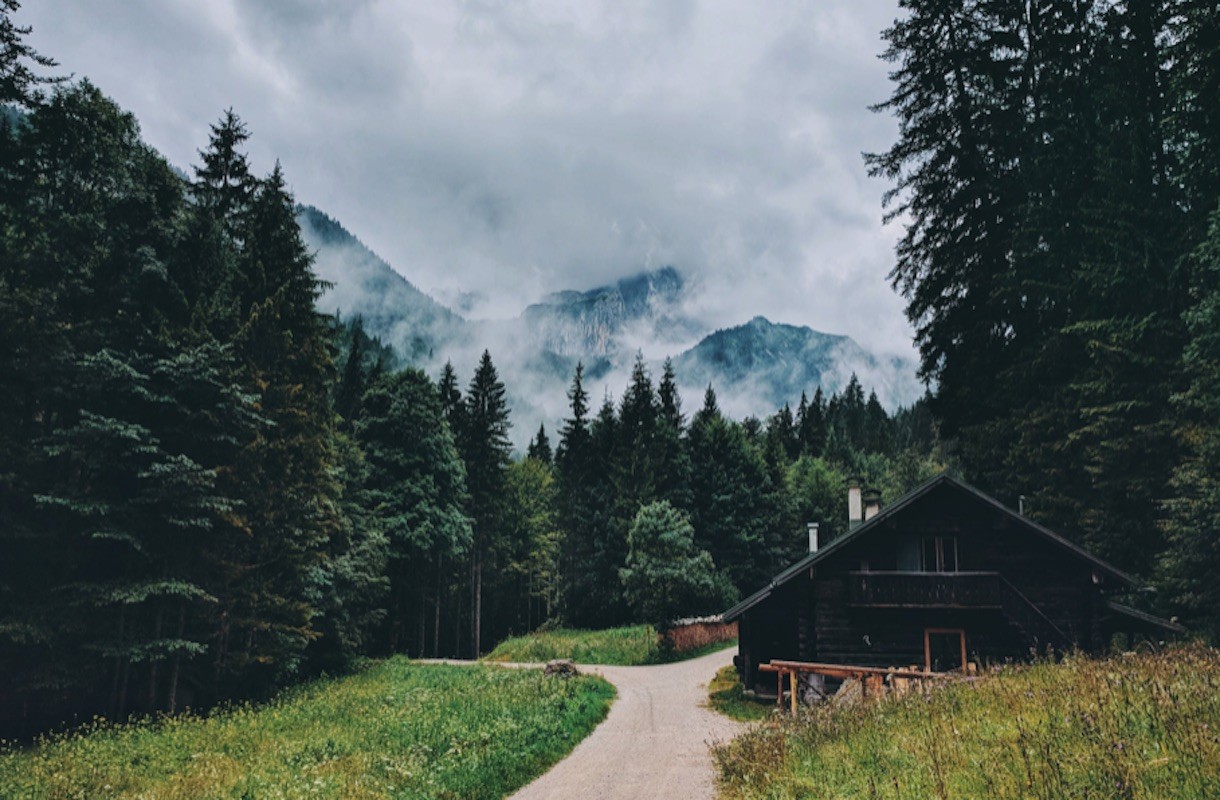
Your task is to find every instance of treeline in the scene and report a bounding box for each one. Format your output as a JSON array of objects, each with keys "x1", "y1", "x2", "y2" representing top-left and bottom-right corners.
[
  {"x1": 534, "y1": 360, "x2": 945, "y2": 631},
  {"x1": 337, "y1": 337, "x2": 946, "y2": 653},
  {"x1": 870, "y1": 1, "x2": 1220, "y2": 634},
  {"x1": 0, "y1": 78, "x2": 396, "y2": 729}
]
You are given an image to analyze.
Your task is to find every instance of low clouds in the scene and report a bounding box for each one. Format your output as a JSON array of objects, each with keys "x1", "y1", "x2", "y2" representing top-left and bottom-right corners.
[{"x1": 23, "y1": 0, "x2": 915, "y2": 360}]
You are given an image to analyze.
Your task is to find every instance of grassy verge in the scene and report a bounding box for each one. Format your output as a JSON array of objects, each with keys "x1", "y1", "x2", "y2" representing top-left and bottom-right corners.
[
  {"x1": 714, "y1": 644, "x2": 1220, "y2": 799},
  {"x1": 0, "y1": 658, "x2": 614, "y2": 799},
  {"x1": 484, "y1": 624, "x2": 737, "y2": 666},
  {"x1": 708, "y1": 665, "x2": 773, "y2": 722}
]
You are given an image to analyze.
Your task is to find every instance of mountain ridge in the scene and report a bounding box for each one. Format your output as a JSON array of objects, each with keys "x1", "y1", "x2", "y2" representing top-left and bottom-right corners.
[{"x1": 295, "y1": 204, "x2": 922, "y2": 442}]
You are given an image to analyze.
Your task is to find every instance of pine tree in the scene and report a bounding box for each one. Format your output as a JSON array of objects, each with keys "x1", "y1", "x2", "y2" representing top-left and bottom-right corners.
[
  {"x1": 459, "y1": 351, "x2": 512, "y2": 655},
  {"x1": 527, "y1": 423, "x2": 553, "y2": 464},
  {"x1": 687, "y1": 389, "x2": 774, "y2": 594},
  {"x1": 0, "y1": 1, "x2": 59, "y2": 106},
  {"x1": 335, "y1": 317, "x2": 373, "y2": 426},
  {"x1": 612, "y1": 353, "x2": 659, "y2": 524},
  {"x1": 1161, "y1": 207, "x2": 1220, "y2": 637},
  {"x1": 357, "y1": 369, "x2": 470, "y2": 656},
  {"x1": 555, "y1": 364, "x2": 598, "y2": 625},
  {"x1": 866, "y1": 0, "x2": 1027, "y2": 488},
  {"x1": 863, "y1": 390, "x2": 893, "y2": 455},
  {"x1": 213, "y1": 159, "x2": 345, "y2": 692},
  {"x1": 309, "y1": 431, "x2": 389, "y2": 669},
  {"x1": 437, "y1": 361, "x2": 465, "y2": 440},
  {"x1": 0, "y1": 83, "x2": 254, "y2": 719},
  {"x1": 584, "y1": 395, "x2": 628, "y2": 624},
  {"x1": 798, "y1": 387, "x2": 827, "y2": 457},
  {"x1": 501, "y1": 458, "x2": 562, "y2": 632},
  {"x1": 654, "y1": 358, "x2": 692, "y2": 510},
  {"x1": 1171, "y1": 0, "x2": 1220, "y2": 220},
  {"x1": 193, "y1": 110, "x2": 256, "y2": 243},
  {"x1": 765, "y1": 403, "x2": 797, "y2": 462}
]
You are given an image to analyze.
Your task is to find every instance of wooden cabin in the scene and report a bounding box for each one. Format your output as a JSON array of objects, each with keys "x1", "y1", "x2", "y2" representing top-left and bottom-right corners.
[{"x1": 726, "y1": 473, "x2": 1183, "y2": 693}]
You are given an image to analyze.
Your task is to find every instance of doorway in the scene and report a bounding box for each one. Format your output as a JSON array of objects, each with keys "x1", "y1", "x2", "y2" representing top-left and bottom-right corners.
[{"x1": 924, "y1": 628, "x2": 966, "y2": 672}]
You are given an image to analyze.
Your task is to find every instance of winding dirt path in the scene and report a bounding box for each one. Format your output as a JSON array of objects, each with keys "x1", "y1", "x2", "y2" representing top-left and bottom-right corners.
[{"x1": 508, "y1": 647, "x2": 743, "y2": 800}]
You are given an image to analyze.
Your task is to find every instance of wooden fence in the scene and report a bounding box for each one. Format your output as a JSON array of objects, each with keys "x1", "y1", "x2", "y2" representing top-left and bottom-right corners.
[
  {"x1": 760, "y1": 659, "x2": 955, "y2": 713},
  {"x1": 662, "y1": 616, "x2": 738, "y2": 653}
]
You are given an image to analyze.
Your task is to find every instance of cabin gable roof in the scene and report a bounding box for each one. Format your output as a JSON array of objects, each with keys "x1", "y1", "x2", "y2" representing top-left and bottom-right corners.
[{"x1": 724, "y1": 472, "x2": 1139, "y2": 622}]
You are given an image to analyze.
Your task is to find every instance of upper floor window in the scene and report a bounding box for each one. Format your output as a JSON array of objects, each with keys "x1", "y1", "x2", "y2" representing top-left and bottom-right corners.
[{"x1": 922, "y1": 536, "x2": 958, "y2": 572}]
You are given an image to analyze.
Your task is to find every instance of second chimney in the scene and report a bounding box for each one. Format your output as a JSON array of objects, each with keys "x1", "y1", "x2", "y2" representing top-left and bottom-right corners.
[
  {"x1": 848, "y1": 477, "x2": 863, "y2": 530},
  {"x1": 863, "y1": 488, "x2": 882, "y2": 521},
  {"x1": 807, "y1": 522, "x2": 820, "y2": 553}
]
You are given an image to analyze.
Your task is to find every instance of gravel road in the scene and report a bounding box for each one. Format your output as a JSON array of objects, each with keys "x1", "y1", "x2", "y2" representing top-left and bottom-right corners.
[{"x1": 508, "y1": 646, "x2": 744, "y2": 800}]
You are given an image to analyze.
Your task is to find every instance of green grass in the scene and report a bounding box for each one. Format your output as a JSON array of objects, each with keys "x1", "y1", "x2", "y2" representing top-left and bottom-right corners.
[
  {"x1": 708, "y1": 665, "x2": 773, "y2": 722},
  {"x1": 483, "y1": 624, "x2": 737, "y2": 666},
  {"x1": 714, "y1": 644, "x2": 1220, "y2": 799},
  {"x1": 0, "y1": 658, "x2": 615, "y2": 799}
]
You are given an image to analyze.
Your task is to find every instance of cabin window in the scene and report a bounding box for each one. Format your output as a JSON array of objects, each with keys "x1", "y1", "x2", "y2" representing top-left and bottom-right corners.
[
  {"x1": 921, "y1": 536, "x2": 958, "y2": 572},
  {"x1": 897, "y1": 539, "x2": 921, "y2": 571}
]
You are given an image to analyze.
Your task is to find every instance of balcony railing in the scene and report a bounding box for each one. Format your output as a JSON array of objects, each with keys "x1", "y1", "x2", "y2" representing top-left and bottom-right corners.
[
  {"x1": 849, "y1": 570, "x2": 1005, "y2": 608},
  {"x1": 848, "y1": 571, "x2": 1070, "y2": 648}
]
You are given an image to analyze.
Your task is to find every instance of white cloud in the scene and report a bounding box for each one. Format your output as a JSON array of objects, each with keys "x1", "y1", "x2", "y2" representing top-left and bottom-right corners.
[{"x1": 22, "y1": 0, "x2": 914, "y2": 358}]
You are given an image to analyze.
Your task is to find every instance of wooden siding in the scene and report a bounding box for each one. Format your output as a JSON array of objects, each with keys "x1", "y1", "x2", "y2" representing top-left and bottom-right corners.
[{"x1": 736, "y1": 482, "x2": 1115, "y2": 685}]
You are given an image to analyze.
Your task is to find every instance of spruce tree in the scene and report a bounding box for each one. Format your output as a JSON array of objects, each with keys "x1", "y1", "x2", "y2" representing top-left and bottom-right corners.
[
  {"x1": 1161, "y1": 208, "x2": 1220, "y2": 637},
  {"x1": 555, "y1": 364, "x2": 598, "y2": 625},
  {"x1": 214, "y1": 157, "x2": 345, "y2": 692},
  {"x1": 527, "y1": 423, "x2": 554, "y2": 464},
  {"x1": 765, "y1": 404, "x2": 797, "y2": 462},
  {"x1": 866, "y1": 0, "x2": 1027, "y2": 490},
  {"x1": 459, "y1": 351, "x2": 512, "y2": 655},
  {"x1": 501, "y1": 458, "x2": 562, "y2": 631},
  {"x1": 687, "y1": 388, "x2": 774, "y2": 594},
  {"x1": 0, "y1": 83, "x2": 254, "y2": 719},
  {"x1": 0, "y1": 0, "x2": 59, "y2": 106},
  {"x1": 585, "y1": 395, "x2": 628, "y2": 624},
  {"x1": 358, "y1": 369, "x2": 470, "y2": 656},
  {"x1": 654, "y1": 358, "x2": 692, "y2": 510},
  {"x1": 798, "y1": 387, "x2": 827, "y2": 457},
  {"x1": 612, "y1": 353, "x2": 659, "y2": 527}
]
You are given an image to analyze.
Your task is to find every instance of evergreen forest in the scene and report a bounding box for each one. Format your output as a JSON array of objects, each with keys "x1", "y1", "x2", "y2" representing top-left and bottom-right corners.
[{"x1": 2, "y1": 0, "x2": 1220, "y2": 740}]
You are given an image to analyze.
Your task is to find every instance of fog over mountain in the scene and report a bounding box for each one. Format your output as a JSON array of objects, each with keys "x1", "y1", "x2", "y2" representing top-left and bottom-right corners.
[
  {"x1": 22, "y1": 0, "x2": 914, "y2": 369},
  {"x1": 299, "y1": 206, "x2": 922, "y2": 446}
]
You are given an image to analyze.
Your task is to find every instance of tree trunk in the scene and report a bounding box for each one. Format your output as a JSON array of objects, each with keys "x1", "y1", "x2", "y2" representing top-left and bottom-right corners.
[
  {"x1": 213, "y1": 609, "x2": 230, "y2": 688},
  {"x1": 453, "y1": 576, "x2": 462, "y2": 658},
  {"x1": 417, "y1": 578, "x2": 426, "y2": 658},
  {"x1": 109, "y1": 607, "x2": 127, "y2": 717},
  {"x1": 474, "y1": 557, "x2": 483, "y2": 657},
  {"x1": 433, "y1": 554, "x2": 443, "y2": 657},
  {"x1": 117, "y1": 656, "x2": 131, "y2": 720},
  {"x1": 168, "y1": 602, "x2": 186, "y2": 714},
  {"x1": 147, "y1": 605, "x2": 165, "y2": 712}
]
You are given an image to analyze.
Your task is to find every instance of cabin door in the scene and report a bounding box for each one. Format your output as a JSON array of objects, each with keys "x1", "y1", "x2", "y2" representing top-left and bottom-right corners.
[{"x1": 924, "y1": 628, "x2": 966, "y2": 672}]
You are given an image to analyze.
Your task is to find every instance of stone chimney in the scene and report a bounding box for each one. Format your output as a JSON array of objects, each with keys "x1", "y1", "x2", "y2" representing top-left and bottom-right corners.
[
  {"x1": 807, "y1": 522, "x2": 820, "y2": 553},
  {"x1": 863, "y1": 488, "x2": 882, "y2": 521},
  {"x1": 848, "y1": 477, "x2": 863, "y2": 530}
]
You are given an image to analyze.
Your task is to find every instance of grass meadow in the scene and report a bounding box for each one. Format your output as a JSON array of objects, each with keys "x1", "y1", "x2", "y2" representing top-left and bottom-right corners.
[
  {"x1": 708, "y1": 665, "x2": 773, "y2": 722},
  {"x1": 714, "y1": 644, "x2": 1220, "y2": 800},
  {"x1": 483, "y1": 624, "x2": 736, "y2": 666},
  {"x1": 0, "y1": 658, "x2": 614, "y2": 799}
]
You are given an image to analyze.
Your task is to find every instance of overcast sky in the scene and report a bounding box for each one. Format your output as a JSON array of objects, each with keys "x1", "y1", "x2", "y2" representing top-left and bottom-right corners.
[{"x1": 21, "y1": 0, "x2": 914, "y2": 359}]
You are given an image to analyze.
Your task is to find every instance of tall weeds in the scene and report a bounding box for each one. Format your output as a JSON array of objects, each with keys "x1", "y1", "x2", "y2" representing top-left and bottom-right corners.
[{"x1": 714, "y1": 645, "x2": 1220, "y2": 799}]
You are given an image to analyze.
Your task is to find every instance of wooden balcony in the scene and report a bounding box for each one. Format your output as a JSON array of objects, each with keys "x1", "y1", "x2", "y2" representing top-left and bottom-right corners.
[
  {"x1": 848, "y1": 571, "x2": 1070, "y2": 647},
  {"x1": 848, "y1": 571, "x2": 1006, "y2": 609}
]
